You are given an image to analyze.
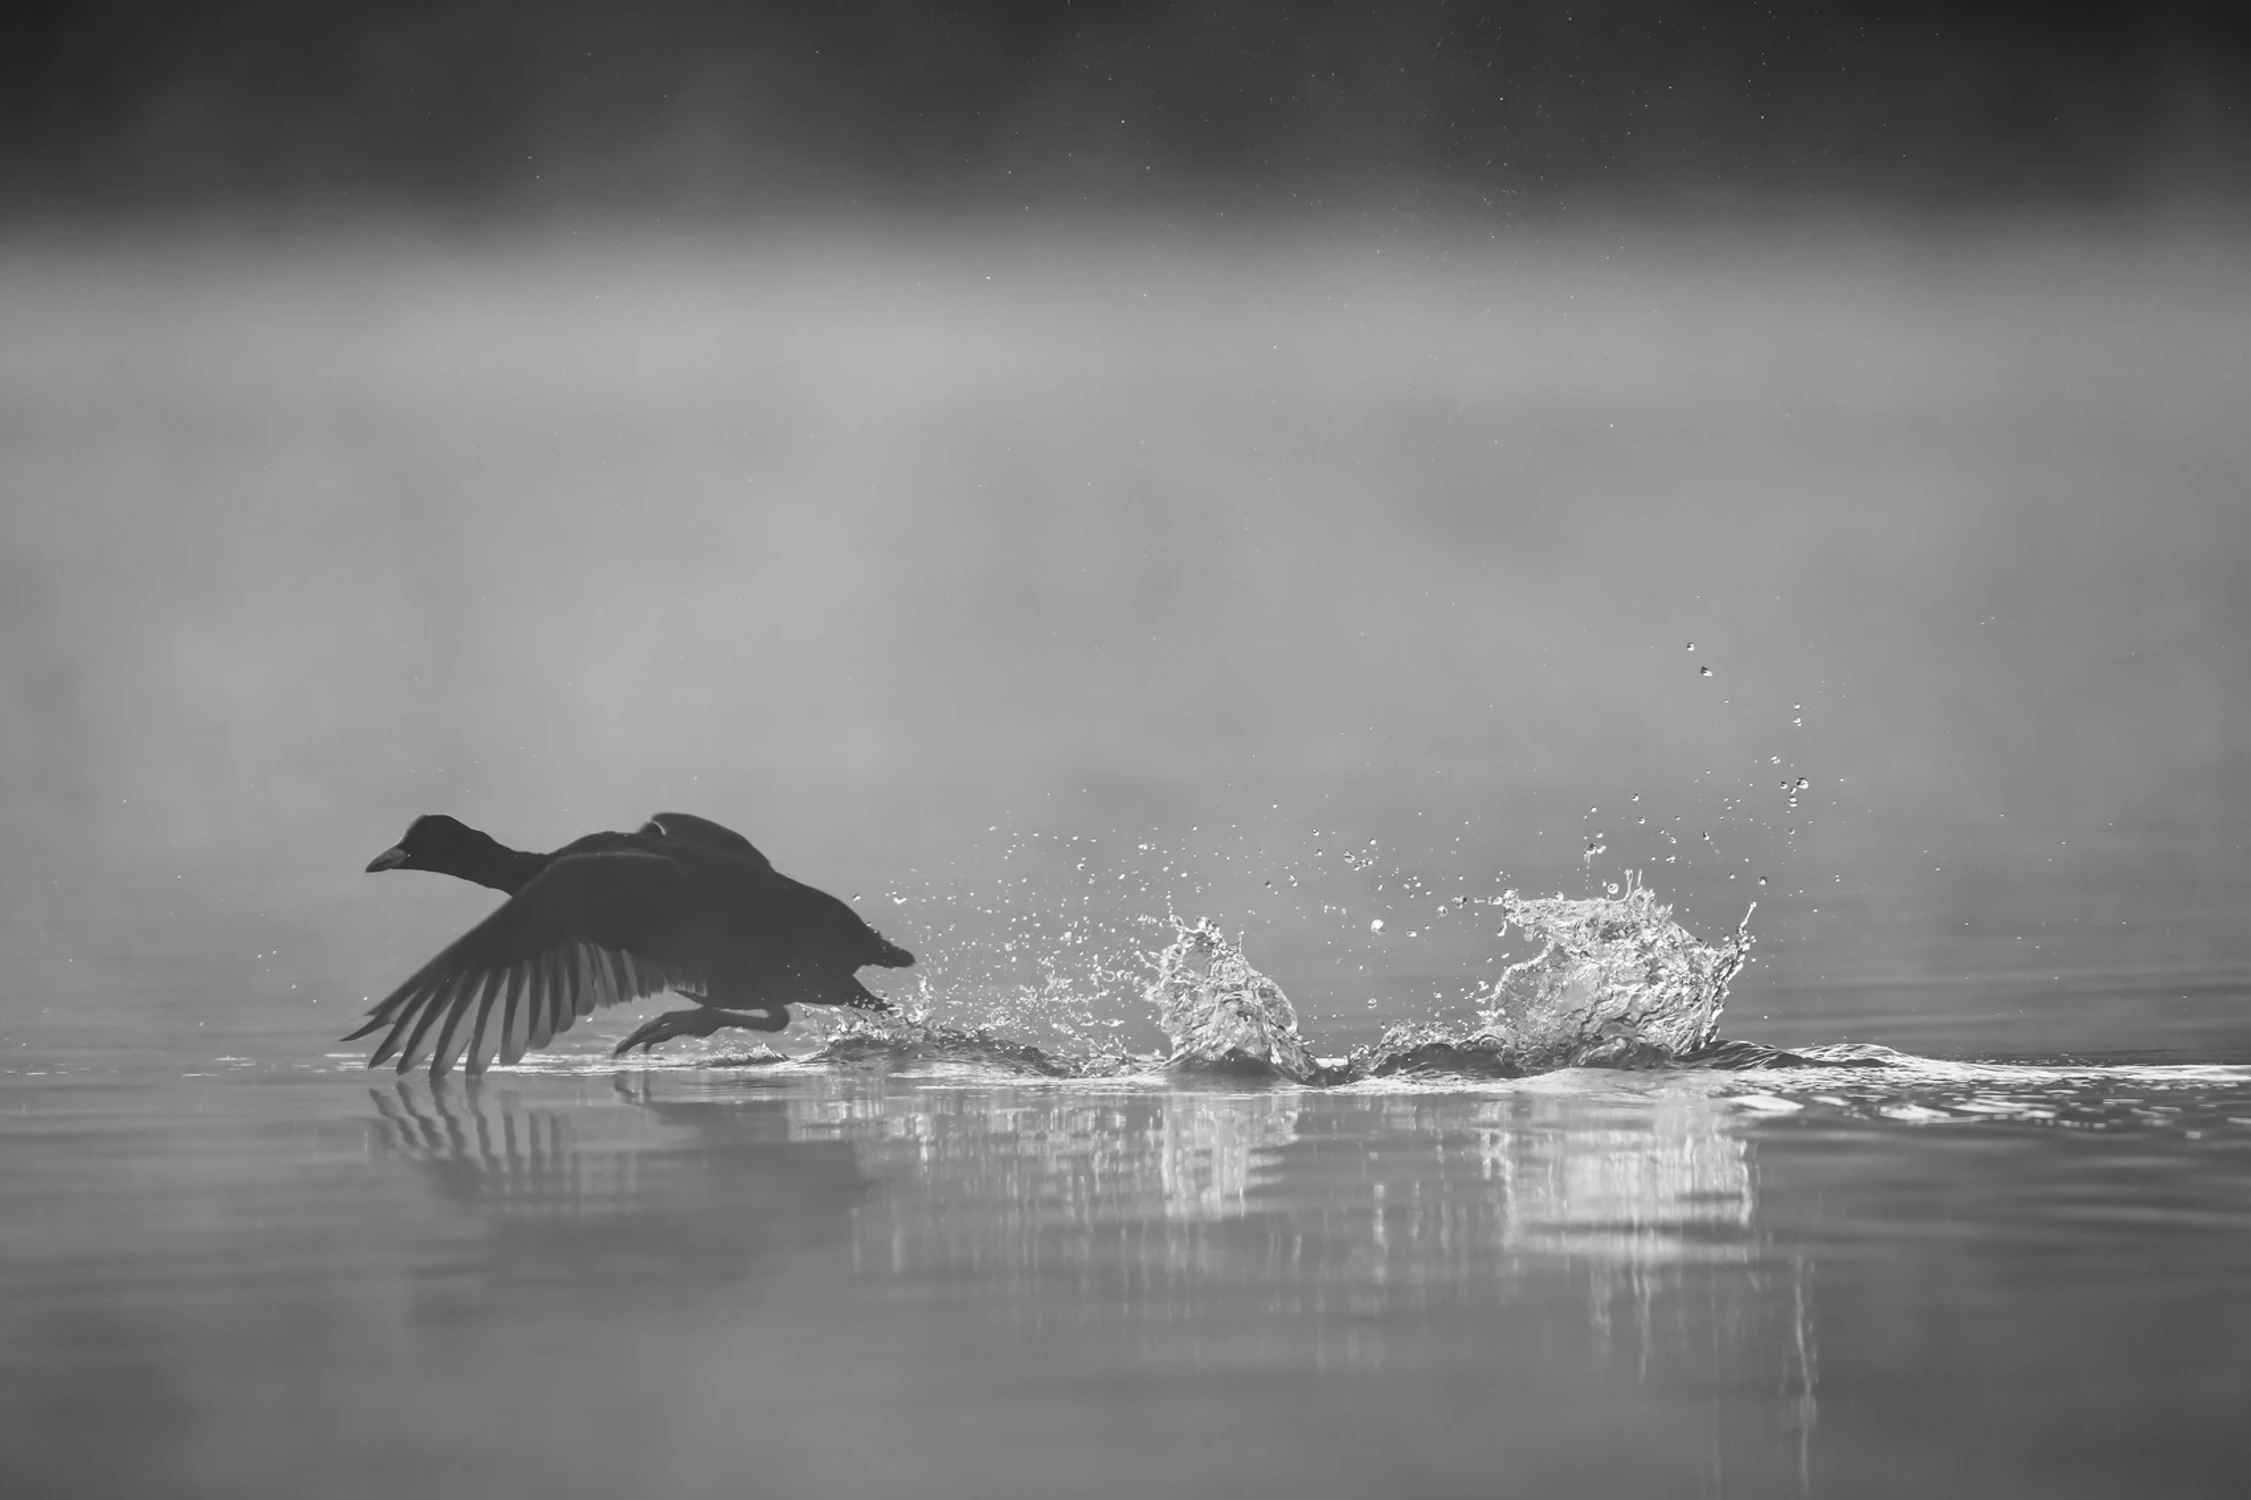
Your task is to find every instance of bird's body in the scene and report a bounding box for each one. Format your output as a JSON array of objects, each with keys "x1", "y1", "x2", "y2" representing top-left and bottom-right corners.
[{"x1": 349, "y1": 812, "x2": 912, "y2": 1076}]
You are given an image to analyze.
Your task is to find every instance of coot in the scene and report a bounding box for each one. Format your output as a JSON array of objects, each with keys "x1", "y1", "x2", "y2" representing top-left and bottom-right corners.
[{"x1": 349, "y1": 812, "x2": 913, "y2": 1076}]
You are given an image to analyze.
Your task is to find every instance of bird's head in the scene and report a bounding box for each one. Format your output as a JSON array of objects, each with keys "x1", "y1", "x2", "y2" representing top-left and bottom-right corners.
[{"x1": 366, "y1": 814, "x2": 479, "y2": 874}]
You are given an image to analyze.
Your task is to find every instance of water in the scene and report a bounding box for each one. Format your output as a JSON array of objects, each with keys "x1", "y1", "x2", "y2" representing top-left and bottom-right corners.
[
  {"x1": 7, "y1": 1050, "x2": 2250, "y2": 1498},
  {"x1": 6, "y1": 225, "x2": 2251, "y2": 1495},
  {"x1": 9, "y1": 882, "x2": 2251, "y2": 1497}
]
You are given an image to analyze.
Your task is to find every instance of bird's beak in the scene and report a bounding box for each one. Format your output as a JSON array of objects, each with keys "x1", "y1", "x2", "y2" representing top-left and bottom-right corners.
[{"x1": 365, "y1": 846, "x2": 410, "y2": 872}]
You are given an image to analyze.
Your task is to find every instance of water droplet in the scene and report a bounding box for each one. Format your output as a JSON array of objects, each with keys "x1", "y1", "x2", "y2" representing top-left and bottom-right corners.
[
  {"x1": 1686, "y1": 642, "x2": 1696, "y2": 651},
  {"x1": 1698, "y1": 666, "x2": 1713, "y2": 677},
  {"x1": 1795, "y1": 778, "x2": 1809, "y2": 789},
  {"x1": 1758, "y1": 876, "x2": 1769, "y2": 886},
  {"x1": 1770, "y1": 755, "x2": 1782, "y2": 764},
  {"x1": 1369, "y1": 919, "x2": 1385, "y2": 932}
]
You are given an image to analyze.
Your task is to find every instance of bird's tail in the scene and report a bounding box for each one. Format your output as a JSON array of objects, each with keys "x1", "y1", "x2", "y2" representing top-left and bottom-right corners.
[{"x1": 835, "y1": 975, "x2": 893, "y2": 1012}]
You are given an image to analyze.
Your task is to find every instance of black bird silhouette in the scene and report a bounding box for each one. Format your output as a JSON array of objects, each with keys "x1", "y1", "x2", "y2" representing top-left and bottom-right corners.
[{"x1": 348, "y1": 812, "x2": 913, "y2": 1076}]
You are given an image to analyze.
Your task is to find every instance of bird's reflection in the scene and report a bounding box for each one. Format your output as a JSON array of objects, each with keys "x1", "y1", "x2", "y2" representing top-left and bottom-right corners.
[{"x1": 366, "y1": 1076, "x2": 868, "y2": 1312}]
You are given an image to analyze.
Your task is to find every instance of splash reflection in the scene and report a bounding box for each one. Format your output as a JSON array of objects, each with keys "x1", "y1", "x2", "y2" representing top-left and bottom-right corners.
[{"x1": 784, "y1": 1077, "x2": 1809, "y2": 1421}]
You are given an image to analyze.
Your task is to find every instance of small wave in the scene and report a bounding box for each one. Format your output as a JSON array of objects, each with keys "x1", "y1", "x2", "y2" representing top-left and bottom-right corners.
[
  {"x1": 1705, "y1": 1050, "x2": 2251, "y2": 1135},
  {"x1": 801, "y1": 1022, "x2": 1093, "y2": 1078}
]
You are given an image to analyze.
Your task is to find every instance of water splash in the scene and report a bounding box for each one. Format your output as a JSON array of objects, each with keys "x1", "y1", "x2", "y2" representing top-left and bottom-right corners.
[
  {"x1": 1356, "y1": 872, "x2": 1755, "y2": 1077},
  {"x1": 1145, "y1": 916, "x2": 1322, "y2": 1082},
  {"x1": 565, "y1": 874, "x2": 1761, "y2": 1086},
  {"x1": 1482, "y1": 872, "x2": 1753, "y2": 1064}
]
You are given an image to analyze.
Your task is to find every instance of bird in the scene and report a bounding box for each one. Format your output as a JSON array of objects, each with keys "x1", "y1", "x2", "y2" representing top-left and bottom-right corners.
[{"x1": 347, "y1": 811, "x2": 914, "y2": 1077}]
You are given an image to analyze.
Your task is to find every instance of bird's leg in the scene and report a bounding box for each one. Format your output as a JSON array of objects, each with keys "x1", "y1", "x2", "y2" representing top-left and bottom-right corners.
[
  {"x1": 703, "y1": 1005, "x2": 790, "y2": 1034},
  {"x1": 612, "y1": 1004, "x2": 790, "y2": 1056},
  {"x1": 612, "y1": 1008, "x2": 717, "y2": 1056}
]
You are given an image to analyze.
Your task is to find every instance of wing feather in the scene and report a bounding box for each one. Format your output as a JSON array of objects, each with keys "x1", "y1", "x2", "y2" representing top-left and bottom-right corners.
[
  {"x1": 499, "y1": 962, "x2": 532, "y2": 1066},
  {"x1": 420, "y1": 973, "x2": 476, "y2": 1077},
  {"x1": 526, "y1": 957, "x2": 558, "y2": 1051},
  {"x1": 348, "y1": 851, "x2": 696, "y2": 1076},
  {"x1": 574, "y1": 943, "x2": 602, "y2": 1019},
  {"x1": 461, "y1": 967, "x2": 507, "y2": 1076},
  {"x1": 490, "y1": 964, "x2": 528, "y2": 1072},
  {"x1": 396, "y1": 970, "x2": 473, "y2": 1074},
  {"x1": 427, "y1": 971, "x2": 490, "y2": 1078}
]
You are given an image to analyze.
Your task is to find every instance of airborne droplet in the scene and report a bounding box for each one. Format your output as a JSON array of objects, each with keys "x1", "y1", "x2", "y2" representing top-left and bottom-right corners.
[{"x1": 1698, "y1": 666, "x2": 1713, "y2": 677}]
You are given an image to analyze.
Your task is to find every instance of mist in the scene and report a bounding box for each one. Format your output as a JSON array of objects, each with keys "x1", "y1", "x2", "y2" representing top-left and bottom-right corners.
[{"x1": 5, "y1": 214, "x2": 2247, "y2": 1057}]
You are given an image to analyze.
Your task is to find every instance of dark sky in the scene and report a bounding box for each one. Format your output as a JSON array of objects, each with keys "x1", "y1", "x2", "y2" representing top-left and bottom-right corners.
[{"x1": 2, "y1": 0, "x2": 2246, "y2": 218}]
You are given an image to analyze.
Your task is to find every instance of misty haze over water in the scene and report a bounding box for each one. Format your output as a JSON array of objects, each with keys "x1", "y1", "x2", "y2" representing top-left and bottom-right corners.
[{"x1": 7, "y1": 223, "x2": 2246, "y2": 1059}]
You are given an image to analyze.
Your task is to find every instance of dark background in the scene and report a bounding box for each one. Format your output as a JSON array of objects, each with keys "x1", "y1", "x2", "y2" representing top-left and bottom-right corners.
[{"x1": 3, "y1": 0, "x2": 2246, "y2": 220}]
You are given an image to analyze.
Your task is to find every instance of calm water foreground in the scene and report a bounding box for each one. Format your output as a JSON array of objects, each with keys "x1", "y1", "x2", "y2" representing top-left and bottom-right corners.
[{"x1": 6, "y1": 1039, "x2": 2249, "y2": 1499}]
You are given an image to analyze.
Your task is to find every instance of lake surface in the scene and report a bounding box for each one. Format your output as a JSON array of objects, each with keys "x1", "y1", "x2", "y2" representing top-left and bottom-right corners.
[
  {"x1": 5, "y1": 226, "x2": 2249, "y2": 1495},
  {"x1": 7, "y1": 1023, "x2": 2250, "y2": 1499}
]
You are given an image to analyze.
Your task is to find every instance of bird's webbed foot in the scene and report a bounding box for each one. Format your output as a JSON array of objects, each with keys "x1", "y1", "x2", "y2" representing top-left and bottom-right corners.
[{"x1": 612, "y1": 1005, "x2": 790, "y2": 1056}]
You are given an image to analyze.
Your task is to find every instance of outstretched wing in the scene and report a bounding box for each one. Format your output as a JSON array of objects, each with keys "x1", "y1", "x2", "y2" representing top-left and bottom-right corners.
[
  {"x1": 636, "y1": 811, "x2": 773, "y2": 869},
  {"x1": 345, "y1": 851, "x2": 697, "y2": 1078}
]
